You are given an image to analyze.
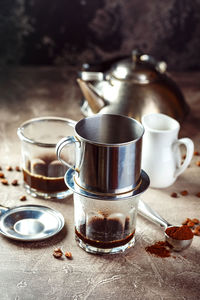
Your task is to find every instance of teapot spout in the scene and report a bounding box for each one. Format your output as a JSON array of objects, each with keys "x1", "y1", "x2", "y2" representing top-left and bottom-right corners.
[{"x1": 77, "y1": 78, "x2": 105, "y2": 114}]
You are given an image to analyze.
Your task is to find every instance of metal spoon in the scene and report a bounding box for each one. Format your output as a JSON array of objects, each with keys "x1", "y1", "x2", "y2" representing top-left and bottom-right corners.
[{"x1": 138, "y1": 200, "x2": 193, "y2": 251}]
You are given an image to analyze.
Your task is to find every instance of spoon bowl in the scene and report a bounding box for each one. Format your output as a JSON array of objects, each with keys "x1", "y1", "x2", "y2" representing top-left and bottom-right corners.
[
  {"x1": 164, "y1": 225, "x2": 193, "y2": 251},
  {"x1": 138, "y1": 200, "x2": 193, "y2": 252}
]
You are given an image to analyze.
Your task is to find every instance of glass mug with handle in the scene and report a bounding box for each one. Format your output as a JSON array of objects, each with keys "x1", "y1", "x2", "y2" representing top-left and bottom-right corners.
[{"x1": 17, "y1": 116, "x2": 76, "y2": 199}]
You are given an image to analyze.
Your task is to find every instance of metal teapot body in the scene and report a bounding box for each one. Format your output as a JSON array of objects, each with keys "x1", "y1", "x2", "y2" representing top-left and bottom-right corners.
[{"x1": 77, "y1": 51, "x2": 189, "y2": 122}]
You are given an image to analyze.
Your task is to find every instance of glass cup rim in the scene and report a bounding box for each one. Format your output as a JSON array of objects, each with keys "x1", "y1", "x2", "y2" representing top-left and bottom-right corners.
[{"x1": 17, "y1": 116, "x2": 76, "y2": 147}]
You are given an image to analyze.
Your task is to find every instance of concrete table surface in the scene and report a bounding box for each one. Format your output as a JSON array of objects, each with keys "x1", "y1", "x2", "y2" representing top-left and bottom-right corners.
[{"x1": 0, "y1": 67, "x2": 200, "y2": 300}]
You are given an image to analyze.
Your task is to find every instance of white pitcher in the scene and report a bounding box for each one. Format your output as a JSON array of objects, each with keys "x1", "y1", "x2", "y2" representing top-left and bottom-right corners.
[{"x1": 141, "y1": 113, "x2": 194, "y2": 188}]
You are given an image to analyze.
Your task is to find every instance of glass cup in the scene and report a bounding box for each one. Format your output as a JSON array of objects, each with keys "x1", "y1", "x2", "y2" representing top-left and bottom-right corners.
[
  {"x1": 73, "y1": 192, "x2": 139, "y2": 254},
  {"x1": 17, "y1": 117, "x2": 76, "y2": 199}
]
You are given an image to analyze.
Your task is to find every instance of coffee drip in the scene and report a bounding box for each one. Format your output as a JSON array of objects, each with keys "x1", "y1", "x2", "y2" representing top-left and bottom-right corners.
[{"x1": 58, "y1": 114, "x2": 150, "y2": 254}]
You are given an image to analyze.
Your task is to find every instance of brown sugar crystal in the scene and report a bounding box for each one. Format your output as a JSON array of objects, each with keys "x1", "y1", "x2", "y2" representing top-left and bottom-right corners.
[
  {"x1": 193, "y1": 225, "x2": 200, "y2": 236},
  {"x1": 53, "y1": 248, "x2": 63, "y2": 259},
  {"x1": 182, "y1": 218, "x2": 191, "y2": 225},
  {"x1": 65, "y1": 252, "x2": 72, "y2": 259},
  {"x1": 191, "y1": 218, "x2": 199, "y2": 224},
  {"x1": 187, "y1": 221, "x2": 195, "y2": 228},
  {"x1": 0, "y1": 172, "x2": 5, "y2": 178},
  {"x1": 6, "y1": 166, "x2": 13, "y2": 171},
  {"x1": 19, "y1": 195, "x2": 27, "y2": 201},
  {"x1": 180, "y1": 190, "x2": 188, "y2": 196},
  {"x1": 170, "y1": 192, "x2": 178, "y2": 198},
  {"x1": 11, "y1": 179, "x2": 18, "y2": 186},
  {"x1": 53, "y1": 251, "x2": 62, "y2": 258},
  {"x1": 1, "y1": 179, "x2": 8, "y2": 185},
  {"x1": 193, "y1": 228, "x2": 200, "y2": 236},
  {"x1": 194, "y1": 151, "x2": 200, "y2": 156},
  {"x1": 182, "y1": 217, "x2": 200, "y2": 226}
]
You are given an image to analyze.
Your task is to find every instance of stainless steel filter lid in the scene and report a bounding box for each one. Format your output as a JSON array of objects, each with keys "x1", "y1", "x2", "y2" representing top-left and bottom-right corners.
[
  {"x1": 65, "y1": 168, "x2": 150, "y2": 200},
  {"x1": 0, "y1": 205, "x2": 65, "y2": 241}
]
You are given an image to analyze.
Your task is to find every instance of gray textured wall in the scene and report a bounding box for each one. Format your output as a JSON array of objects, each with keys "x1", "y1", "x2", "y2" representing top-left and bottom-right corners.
[{"x1": 1, "y1": 0, "x2": 200, "y2": 70}]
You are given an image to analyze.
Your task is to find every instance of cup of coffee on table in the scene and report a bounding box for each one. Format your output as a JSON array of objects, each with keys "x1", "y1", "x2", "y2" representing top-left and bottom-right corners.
[{"x1": 17, "y1": 116, "x2": 76, "y2": 199}]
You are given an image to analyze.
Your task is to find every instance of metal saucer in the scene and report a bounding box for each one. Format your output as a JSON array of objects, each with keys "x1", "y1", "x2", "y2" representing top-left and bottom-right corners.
[
  {"x1": 0, "y1": 205, "x2": 65, "y2": 241},
  {"x1": 65, "y1": 168, "x2": 150, "y2": 200}
]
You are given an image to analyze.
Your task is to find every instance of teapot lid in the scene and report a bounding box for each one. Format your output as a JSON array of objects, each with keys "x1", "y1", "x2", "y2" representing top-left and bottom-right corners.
[{"x1": 109, "y1": 50, "x2": 167, "y2": 84}]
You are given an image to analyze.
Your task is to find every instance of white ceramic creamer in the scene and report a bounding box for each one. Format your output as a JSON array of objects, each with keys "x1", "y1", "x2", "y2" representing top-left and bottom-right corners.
[{"x1": 141, "y1": 113, "x2": 194, "y2": 188}]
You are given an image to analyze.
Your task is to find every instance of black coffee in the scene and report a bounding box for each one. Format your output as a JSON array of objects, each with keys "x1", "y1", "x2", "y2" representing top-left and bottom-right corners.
[
  {"x1": 75, "y1": 217, "x2": 135, "y2": 249},
  {"x1": 23, "y1": 155, "x2": 68, "y2": 193}
]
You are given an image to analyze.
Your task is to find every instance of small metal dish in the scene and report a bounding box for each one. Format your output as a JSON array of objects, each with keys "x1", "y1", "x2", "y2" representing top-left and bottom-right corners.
[{"x1": 0, "y1": 205, "x2": 65, "y2": 241}]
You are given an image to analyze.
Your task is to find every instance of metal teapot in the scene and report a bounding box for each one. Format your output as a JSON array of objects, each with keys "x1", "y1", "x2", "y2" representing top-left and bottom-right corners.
[{"x1": 77, "y1": 50, "x2": 189, "y2": 122}]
